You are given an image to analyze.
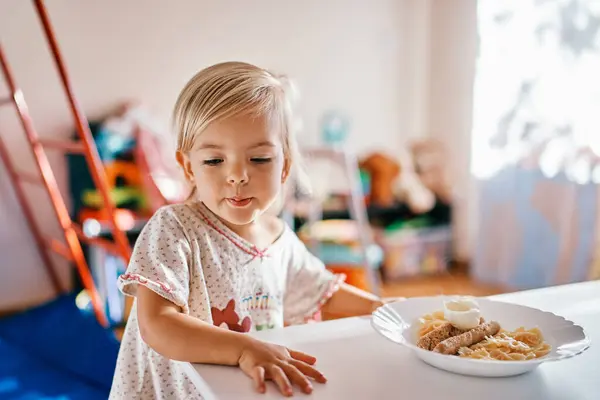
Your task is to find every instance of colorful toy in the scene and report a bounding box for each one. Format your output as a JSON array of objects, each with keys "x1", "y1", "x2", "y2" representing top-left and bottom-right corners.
[
  {"x1": 359, "y1": 152, "x2": 401, "y2": 207},
  {"x1": 320, "y1": 111, "x2": 349, "y2": 146},
  {"x1": 298, "y1": 219, "x2": 383, "y2": 291},
  {"x1": 410, "y1": 139, "x2": 453, "y2": 204},
  {"x1": 359, "y1": 150, "x2": 437, "y2": 214},
  {"x1": 81, "y1": 160, "x2": 147, "y2": 213}
]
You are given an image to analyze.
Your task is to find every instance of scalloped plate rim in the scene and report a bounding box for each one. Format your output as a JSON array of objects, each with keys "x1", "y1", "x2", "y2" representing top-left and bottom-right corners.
[{"x1": 371, "y1": 296, "x2": 592, "y2": 367}]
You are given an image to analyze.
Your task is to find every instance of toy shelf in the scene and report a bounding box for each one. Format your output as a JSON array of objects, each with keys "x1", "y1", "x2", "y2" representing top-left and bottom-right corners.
[{"x1": 291, "y1": 197, "x2": 454, "y2": 283}]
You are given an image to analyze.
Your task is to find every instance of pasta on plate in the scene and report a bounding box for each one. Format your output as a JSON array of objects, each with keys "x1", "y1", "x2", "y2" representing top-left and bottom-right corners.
[{"x1": 416, "y1": 298, "x2": 552, "y2": 361}]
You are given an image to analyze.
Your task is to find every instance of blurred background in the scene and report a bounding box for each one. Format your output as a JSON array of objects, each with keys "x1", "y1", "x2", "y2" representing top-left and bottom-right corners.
[{"x1": 0, "y1": 0, "x2": 599, "y2": 398}]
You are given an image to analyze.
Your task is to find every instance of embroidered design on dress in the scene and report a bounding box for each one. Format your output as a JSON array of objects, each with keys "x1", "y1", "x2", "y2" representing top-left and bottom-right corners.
[
  {"x1": 242, "y1": 287, "x2": 272, "y2": 311},
  {"x1": 211, "y1": 299, "x2": 252, "y2": 333}
]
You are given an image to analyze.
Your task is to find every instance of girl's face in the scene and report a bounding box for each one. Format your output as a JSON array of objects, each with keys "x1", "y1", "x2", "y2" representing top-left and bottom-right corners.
[{"x1": 177, "y1": 113, "x2": 287, "y2": 229}]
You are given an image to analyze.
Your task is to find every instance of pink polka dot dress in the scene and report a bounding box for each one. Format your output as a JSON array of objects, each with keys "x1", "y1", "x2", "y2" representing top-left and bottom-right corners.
[{"x1": 109, "y1": 201, "x2": 344, "y2": 399}]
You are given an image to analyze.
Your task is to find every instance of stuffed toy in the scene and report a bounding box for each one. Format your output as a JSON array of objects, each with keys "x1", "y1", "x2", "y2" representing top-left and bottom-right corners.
[
  {"x1": 410, "y1": 139, "x2": 453, "y2": 204},
  {"x1": 395, "y1": 171, "x2": 436, "y2": 214},
  {"x1": 360, "y1": 150, "x2": 436, "y2": 213},
  {"x1": 359, "y1": 152, "x2": 401, "y2": 207},
  {"x1": 392, "y1": 145, "x2": 436, "y2": 214}
]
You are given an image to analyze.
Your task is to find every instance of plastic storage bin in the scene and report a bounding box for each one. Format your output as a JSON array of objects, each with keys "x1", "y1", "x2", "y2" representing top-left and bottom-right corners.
[{"x1": 376, "y1": 226, "x2": 452, "y2": 280}]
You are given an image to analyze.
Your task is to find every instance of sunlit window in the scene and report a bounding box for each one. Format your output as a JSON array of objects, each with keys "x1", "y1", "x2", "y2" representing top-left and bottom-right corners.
[{"x1": 471, "y1": 0, "x2": 600, "y2": 183}]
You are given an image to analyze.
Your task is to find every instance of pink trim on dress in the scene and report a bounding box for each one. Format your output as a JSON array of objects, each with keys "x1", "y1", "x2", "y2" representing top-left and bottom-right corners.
[
  {"x1": 120, "y1": 273, "x2": 173, "y2": 293},
  {"x1": 304, "y1": 273, "x2": 346, "y2": 323},
  {"x1": 195, "y1": 205, "x2": 270, "y2": 260}
]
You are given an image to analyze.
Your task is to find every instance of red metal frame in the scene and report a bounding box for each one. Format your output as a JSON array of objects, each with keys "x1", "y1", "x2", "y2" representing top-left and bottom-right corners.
[
  {"x1": 0, "y1": 0, "x2": 134, "y2": 326},
  {"x1": 33, "y1": 0, "x2": 132, "y2": 264}
]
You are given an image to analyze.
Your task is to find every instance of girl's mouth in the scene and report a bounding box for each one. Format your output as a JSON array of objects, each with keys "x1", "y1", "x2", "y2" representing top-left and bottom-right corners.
[{"x1": 226, "y1": 197, "x2": 253, "y2": 207}]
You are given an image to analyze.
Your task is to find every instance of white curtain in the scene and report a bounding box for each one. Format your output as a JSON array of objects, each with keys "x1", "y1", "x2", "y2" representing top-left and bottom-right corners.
[{"x1": 472, "y1": 0, "x2": 600, "y2": 289}]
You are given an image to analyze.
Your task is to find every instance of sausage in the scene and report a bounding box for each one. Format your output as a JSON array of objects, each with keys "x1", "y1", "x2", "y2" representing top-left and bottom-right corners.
[
  {"x1": 417, "y1": 322, "x2": 465, "y2": 351},
  {"x1": 433, "y1": 321, "x2": 501, "y2": 355}
]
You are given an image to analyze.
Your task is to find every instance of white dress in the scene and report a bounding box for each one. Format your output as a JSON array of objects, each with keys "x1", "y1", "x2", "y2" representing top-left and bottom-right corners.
[{"x1": 109, "y1": 201, "x2": 344, "y2": 399}]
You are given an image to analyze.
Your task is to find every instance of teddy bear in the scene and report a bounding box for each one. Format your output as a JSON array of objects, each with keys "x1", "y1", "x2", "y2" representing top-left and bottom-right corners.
[
  {"x1": 409, "y1": 139, "x2": 453, "y2": 205},
  {"x1": 359, "y1": 152, "x2": 400, "y2": 207},
  {"x1": 359, "y1": 151, "x2": 435, "y2": 214}
]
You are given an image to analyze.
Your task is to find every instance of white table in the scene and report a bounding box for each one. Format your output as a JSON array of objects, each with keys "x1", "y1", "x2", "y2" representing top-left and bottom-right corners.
[{"x1": 188, "y1": 281, "x2": 599, "y2": 399}]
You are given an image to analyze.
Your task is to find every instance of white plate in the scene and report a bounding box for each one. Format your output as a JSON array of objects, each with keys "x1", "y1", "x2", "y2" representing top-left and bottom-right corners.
[{"x1": 371, "y1": 296, "x2": 591, "y2": 377}]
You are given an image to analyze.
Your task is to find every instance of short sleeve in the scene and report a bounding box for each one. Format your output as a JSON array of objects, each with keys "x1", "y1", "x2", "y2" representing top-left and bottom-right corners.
[
  {"x1": 283, "y1": 235, "x2": 345, "y2": 325},
  {"x1": 117, "y1": 206, "x2": 192, "y2": 314}
]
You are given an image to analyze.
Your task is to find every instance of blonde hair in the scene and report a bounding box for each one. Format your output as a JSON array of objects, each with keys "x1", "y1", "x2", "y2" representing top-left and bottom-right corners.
[{"x1": 173, "y1": 61, "x2": 309, "y2": 200}]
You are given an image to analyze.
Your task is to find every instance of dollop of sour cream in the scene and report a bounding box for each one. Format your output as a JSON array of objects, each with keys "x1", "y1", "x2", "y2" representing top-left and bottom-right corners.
[{"x1": 443, "y1": 297, "x2": 481, "y2": 330}]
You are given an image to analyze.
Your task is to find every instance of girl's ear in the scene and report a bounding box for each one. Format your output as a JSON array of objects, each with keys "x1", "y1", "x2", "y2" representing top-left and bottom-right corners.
[
  {"x1": 281, "y1": 157, "x2": 291, "y2": 183},
  {"x1": 176, "y1": 151, "x2": 194, "y2": 181}
]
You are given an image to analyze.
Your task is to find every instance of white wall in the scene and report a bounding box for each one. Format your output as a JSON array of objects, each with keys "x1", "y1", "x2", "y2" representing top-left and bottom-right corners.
[
  {"x1": 392, "y1": 0, "x2": 478, "y2": 262},
  {"x1": 428, "y1": 0, "x2": 478, "y2": 262},
  {"x1": 2, "y1": 0, "x2": 454, "y2": 309}
]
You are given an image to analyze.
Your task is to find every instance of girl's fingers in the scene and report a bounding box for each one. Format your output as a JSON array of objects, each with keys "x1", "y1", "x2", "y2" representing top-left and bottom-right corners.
[
  {"x1": 291, "y1": 359, "x2": 327, "y2": 384},
  {"x1": 268, "y1": 365, "x2": 293, "y2": 397},
  {"x1": 253, "y1": 366, "x2": 266, "y2": 393},
  {"x1": 288, "y1": 348, "x2": 317, "y2": 365},
  {"x1": 280, "y1": 363, "x2": 313, "y2": 394}
]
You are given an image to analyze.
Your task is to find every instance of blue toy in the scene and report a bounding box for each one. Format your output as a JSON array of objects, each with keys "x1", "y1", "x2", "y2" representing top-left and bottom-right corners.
[{"x1": 321, "y1": 111, "x2": 350, "y2": 146}]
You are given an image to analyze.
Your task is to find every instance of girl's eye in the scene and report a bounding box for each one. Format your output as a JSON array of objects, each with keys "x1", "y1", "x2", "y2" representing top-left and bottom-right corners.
[
  {"x1": 251, "y1": 157, "x2": 272, "y2": 164},
  {"x1": 203, "y1": 159, "x2": 223, "y2": 166}
]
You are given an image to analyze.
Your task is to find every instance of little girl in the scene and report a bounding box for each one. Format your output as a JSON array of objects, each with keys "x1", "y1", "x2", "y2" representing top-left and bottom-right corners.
[{"x1": 110, "y1": 61, "x2": 393, "y2": 399}]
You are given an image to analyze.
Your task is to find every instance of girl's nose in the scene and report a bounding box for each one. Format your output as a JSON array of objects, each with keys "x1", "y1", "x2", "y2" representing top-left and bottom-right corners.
[
  {"x1": 227, "y1": 164, "x2": 249, "y2": 185},
  {"x1": 228, "y1": 175, "x2": 247, "y2": 184}
]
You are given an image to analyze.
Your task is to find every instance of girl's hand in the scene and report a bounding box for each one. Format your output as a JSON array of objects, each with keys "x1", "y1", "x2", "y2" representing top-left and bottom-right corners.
[{"x1": 238, "y1": 337, "x2": 326, "y2": 397}]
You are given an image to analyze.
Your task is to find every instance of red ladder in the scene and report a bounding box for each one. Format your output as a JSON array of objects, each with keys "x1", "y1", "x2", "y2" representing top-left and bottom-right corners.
[{"x1": 0, "y1": 0, "x2": 132, "y2": 327}]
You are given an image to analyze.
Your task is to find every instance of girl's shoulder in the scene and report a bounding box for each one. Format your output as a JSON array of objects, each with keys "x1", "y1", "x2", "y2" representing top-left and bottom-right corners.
[{"x1": 144, "y1": 202, "x2": 211, "y2": 239}]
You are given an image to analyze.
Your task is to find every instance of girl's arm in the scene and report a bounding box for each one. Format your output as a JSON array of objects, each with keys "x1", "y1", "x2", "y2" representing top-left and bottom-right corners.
[
  {"x1": 320, "y1": 283, "x2": 404, "y2": 320},
  {"x1": 136, "y1": 285, "x2": 250, "y2": 364},
  {"x1": 320, "y1": 282, "x2": 383, "y2": 320},
  {"x1": 136, "y1": 286, "x2": 326, "y2": 396}
]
